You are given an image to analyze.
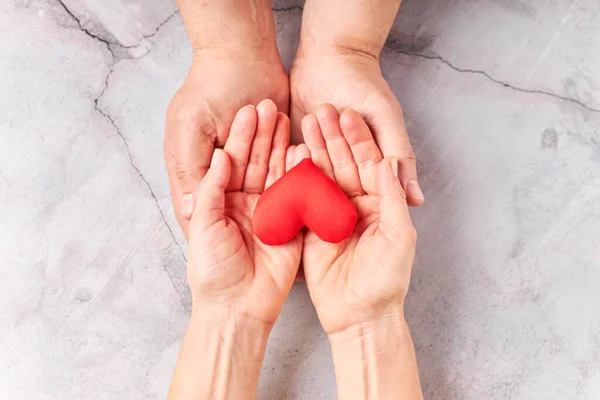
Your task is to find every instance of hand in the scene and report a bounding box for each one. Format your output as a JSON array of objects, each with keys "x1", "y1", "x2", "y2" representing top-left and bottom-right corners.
[
  {"x1": 165, "y1": 52, "x2": 289, "y2": 238},
  {"x1": 290, "y1": 49, "x2": 425, "y2": 206},
  {"x1": 186, "y1": 100, "x2": 301, "y2": 325},
  {"x1": 300, "y1": 104, "x2": 417, "y2": 335}
]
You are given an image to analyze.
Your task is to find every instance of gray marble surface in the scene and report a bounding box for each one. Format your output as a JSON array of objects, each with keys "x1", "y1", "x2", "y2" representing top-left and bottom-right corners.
[{"x1": 1, "y1": 0, "x2": 599, "y2": 399}]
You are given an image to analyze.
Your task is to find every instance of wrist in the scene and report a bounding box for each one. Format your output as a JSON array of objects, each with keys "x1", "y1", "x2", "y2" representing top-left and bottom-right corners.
[
  {"x1": 328, "y1": 306, "x2": 422, "y2": 400},
  {"x1": 189, "y1": 304, "x2": 273, "y2": 356},
  {"x1": 299, "y1": 0, "x2": 402, "y2": 61},
  {"x1": 191, "y1": 40, "x2": 282, "y2": 66},
  {"x1": 327, "y1": 304, "x2": 407, "y2": 346},
  {"x1": 168, "y1": 305, "x2": 271, "y2": 399},
  {"x1": 178, "y1": 0, "x2": 280, "y2": 63},
  {"x1": 296, "y1": 34, "x2": 383, "y2": 63},
  {"x1": 191, "y1": 305, "x2": 272, "y2": 372}
]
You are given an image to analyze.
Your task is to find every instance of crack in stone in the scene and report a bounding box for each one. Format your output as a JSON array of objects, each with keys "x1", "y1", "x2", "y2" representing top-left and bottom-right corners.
[
  {"x1": 95, "y1": 102, "x2": 189, "y2": 311},
  {"x1": 134, "y1": 10, "x2": 179, "y2": 46},
  {"x1": 57, "y1": 0, "x2": 178, "y2": 51},
  {"x1": 56, "y1": 0, "x2": 118, "y2": 57},
  {"x1": 392, "y1": 48, "x2": 600, "y2": 115},
  {"x1": 94, "y1": 63, "x2": 114, "y2": 107},
  {"x1": 55, "y1": 0, "x2": 189, "y2": 310}
]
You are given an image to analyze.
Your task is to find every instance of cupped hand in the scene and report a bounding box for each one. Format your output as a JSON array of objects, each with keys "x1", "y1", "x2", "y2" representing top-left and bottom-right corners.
[
  {"x1": 165, "y1": 53, "x2": 289, "y2": 238},
  {"x1": 300, "y1": 105, "x2": 417, "y2": 335},
  {"x1": 186, "y1": 100, "x2": 301, "y2": 324},
  {"x1": 290, "y1": 51, "x2": 424, "y2": 206}
]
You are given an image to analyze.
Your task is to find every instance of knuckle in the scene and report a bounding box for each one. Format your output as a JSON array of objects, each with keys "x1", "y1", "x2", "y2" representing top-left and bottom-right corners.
[
  {"x1": 397, "y1": 185, "x2": 409, "y2": 203},
  {"x1": 249, "y1": 151, "x2": 267, "y2": 167},
  {"x1": 357, "y1": 158, "x2": 379, "y2": 171},
  {"x1": 268, "y1": 159, "x2": 282, "y2": 173},
  {"x1": 174, "y1": 161, "x2": 205, "y2": 185},
  {"x1": 332, "y1": 159, "x2": 355, "y2": 171},
  {"x1": 405, "y1": 224, "x2": 418, "y2": 246},
  {"x1": 400, "y1": 147, "x2": 417, "y2": 164},
  {"x1": 175, "y1": 167, "x2": 195, "y2": 183},
  {"x1": 385, "y1": 222, "x2": 417, "y2": 248}
]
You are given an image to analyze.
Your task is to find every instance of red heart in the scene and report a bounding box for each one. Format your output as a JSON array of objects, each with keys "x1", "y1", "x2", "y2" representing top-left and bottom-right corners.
[{"x1": 252, "y1": 159, "x2": 358, "y2": 245}]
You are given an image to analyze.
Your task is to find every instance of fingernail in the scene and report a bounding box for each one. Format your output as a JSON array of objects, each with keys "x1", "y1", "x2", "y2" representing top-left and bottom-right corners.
[
  {"x1": 182, "y1": 194, "x2": 195, "y2": 217},
  {"x1": 407, "y1": 180, "x2": 424, "y2": 200},
  {"x1": 390, "y1": 158, "x2": 399, "y2": 177}
]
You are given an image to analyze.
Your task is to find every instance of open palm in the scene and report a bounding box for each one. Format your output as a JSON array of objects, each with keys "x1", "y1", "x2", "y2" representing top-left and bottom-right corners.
[
  {"x1": 300, "y1": 105, "x2": 417, "y2": 335},
  {"x1": 290, "y1": 54, "x2": 424, "y2": 206},
  {"x1": 187, "y1": 101, "x2": 301, "y2": 324}
]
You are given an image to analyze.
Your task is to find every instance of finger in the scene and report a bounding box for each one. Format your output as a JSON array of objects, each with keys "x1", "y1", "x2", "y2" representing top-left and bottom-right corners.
[
  {"x1": 190, "y1": 149, "x2": 232, "y2": 233},
  {"x1": 301, "y1": 114, "x2": 334, "y2": 179},
  {"x1": 265, "y1": 112, "x2": 290, "y2": 189},
  {"x1": 293, "y1": 143, "x2": 311, "y2": 167},
  {"x1": 165, "y1": 106, "x2": 216, "y2": 222},
  {"x1": 340, "y1": 109, "x2": 383, "y2": 195},
  {"x1": 243, "y1": 99, "x2": 278, "y2": 193},
  {"x1": 315, "y1": 104, "x2": 363, "y2": 197},
  {"x1": 223, "y1": 105, "x2": 258, "y2": 191},
  {"x1": 376, "y1": 157, "x2": 416, "y2": 247},
  {"x1": 286, "y1": 145, "x2": 296, "y2": 172},
  {"x1": 369, "y1": 106, "x2": 424, "y2": 206}
]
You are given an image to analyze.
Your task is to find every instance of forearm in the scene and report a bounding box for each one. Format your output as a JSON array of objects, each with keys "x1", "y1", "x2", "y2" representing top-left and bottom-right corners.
[
  {"x1": 176, "y1": 0, "x2": 279, "y2": 60},
  {"x1": 300, "y1": 0, "x2": 402, "y2": 59},
  {"x1": 329, "y1": 307, "x2": 423, "y2": 400},
  {"x1": 168, "y1": 307, "x2": 271, "y2": 400}
]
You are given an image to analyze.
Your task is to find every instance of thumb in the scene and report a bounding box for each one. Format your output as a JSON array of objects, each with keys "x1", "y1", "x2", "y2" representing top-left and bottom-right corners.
[
  {"x1": 376, "y1": 157, "x2": 417, "y2": 247},
  {"x1": 171, "y1": 124, "x2": 216, "y2": 221},
  {"x1": 164, "y1": 103, "x2": 219, "y2": 240},
  {"x1": 190, "y1": 149, "x2": 232, "y2": 232}
]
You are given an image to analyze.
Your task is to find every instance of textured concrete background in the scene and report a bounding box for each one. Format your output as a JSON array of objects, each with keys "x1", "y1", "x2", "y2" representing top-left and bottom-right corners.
[{"x1": 1, "y1": 0, "x2": 599, "y2": 398}]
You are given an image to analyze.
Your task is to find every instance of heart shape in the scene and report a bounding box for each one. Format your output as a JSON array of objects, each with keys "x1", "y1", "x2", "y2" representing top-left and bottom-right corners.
[{"x1": 252, "y1": 159, "x2": 358, "y2": 245}]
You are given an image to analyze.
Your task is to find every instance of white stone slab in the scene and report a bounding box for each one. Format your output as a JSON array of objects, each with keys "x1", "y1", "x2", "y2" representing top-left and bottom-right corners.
[{"x1": 1, "y1": 0, "x2": 599, "y2": 399}]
